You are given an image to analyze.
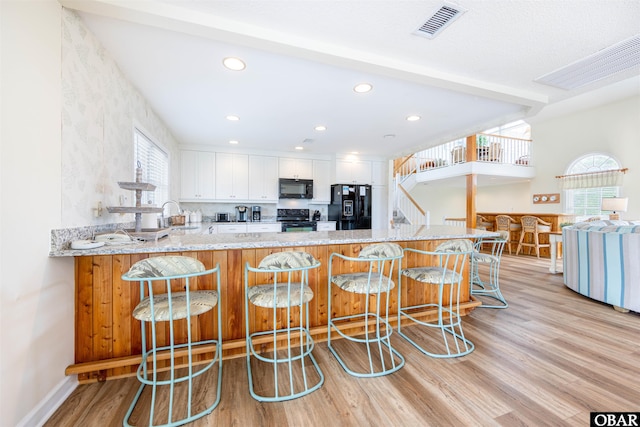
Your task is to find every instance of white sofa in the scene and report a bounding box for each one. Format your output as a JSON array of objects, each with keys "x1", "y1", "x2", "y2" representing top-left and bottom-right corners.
[{"x1": 563, "y1": 220, "x2": 640, "y2": 312}]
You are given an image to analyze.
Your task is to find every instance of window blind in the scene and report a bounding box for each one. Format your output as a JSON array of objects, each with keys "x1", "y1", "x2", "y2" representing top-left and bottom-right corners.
[{"x1": 134, "y1": 128, "x2": 169, "y2": 206}]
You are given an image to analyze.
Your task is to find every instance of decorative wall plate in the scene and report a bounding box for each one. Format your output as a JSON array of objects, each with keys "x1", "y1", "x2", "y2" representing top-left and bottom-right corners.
[{"x1": 533, "y1": 193, "x2": 560, "y2": 204}]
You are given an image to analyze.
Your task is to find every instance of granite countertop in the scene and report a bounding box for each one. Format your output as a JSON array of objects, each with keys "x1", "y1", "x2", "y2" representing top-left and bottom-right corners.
[{"x1": 50, "y1": 224, "x2": 496, "y2": 257}]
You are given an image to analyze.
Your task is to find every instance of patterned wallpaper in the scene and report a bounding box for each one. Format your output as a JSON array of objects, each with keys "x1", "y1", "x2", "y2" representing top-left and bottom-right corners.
[{"x1": 61, "y1": 9, "x2": 180, "y2": 227}]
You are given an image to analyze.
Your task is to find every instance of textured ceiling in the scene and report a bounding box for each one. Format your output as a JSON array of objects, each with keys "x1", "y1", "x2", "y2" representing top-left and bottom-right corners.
[{"x1": 62, "y1": 0, "x2": 640, "y2": 158}]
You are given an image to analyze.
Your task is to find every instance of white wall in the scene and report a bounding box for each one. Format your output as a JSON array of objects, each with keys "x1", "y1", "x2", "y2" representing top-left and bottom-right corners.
[
  {"x1": 1, "y1": 3, "x2": 184, "y2": 425},
  {"x1": 410, "y1": 95, "x2": 640, "y2": 222},
  {"x1": 1, "y1": 2, "x2": 75, "y2": 426},
  {"x1": 61, "y1": 9, "x2": 181, "y2": 227},
  {"x1": 530, "y1": 95, "x2": 640, "y2": 219}
]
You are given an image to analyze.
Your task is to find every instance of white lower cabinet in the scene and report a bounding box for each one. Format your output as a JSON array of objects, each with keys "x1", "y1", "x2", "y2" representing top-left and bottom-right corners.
[
  {"x1": 216, "y1": 223, "x2": 247, "y2": 234},
  {"x1": 247, "y1": 223, "x2": 282, "y2": 233},
  {"x1": 213, "y1": 222, "x2": 281, "y2": 234},
  {"x1": 316, "y1": 221, "x2": 336, "y2": 231}
]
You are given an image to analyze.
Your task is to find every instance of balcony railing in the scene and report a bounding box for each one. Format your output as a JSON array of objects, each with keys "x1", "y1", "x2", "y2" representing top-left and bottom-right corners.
[{"x1": 395, "y1": 134, "x2": 532, "y2": 177}]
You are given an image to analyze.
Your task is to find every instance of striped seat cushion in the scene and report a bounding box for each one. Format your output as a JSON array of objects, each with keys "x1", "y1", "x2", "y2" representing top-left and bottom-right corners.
[
  {"x1": 331, "y1": 273, "x2": 395, "y2": 294},
  {"x1": 247, "y1": 284, "x2": 313, "y2": 308},
  {"x1": 401, "y1": 266, "x2": 462, "y2": 284},
  {"x1": 133, "y1": 290, "x2": 218, "y2": 321}
]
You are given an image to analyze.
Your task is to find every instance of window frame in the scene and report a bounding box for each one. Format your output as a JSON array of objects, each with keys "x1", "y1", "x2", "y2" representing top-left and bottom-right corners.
[{"x1": 563, "y1": 152, "x2": 621, "y2": 220}]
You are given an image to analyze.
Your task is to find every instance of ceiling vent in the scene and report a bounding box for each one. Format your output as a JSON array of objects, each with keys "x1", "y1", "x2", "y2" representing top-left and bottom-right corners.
[
  {"x1": 534, "y1": 34, "x2": 640, "y2": 90},
  {"x1": 413, "y1": 2, "x2": 467, "y2": 39}
]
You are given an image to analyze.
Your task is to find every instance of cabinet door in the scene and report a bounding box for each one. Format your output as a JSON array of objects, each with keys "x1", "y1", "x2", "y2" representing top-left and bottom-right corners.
[
  {"x1": 181, "y1": 151, "x2": 215, "y2": 200},
  {"x1": 312, "y1": 159, "x2": 331, "y2": 202},
  {"x1": 279, "y1": 157, "x2": 313, "y2": 179},
  {"x1": 372, "y1": 185, "x2": 388, "y2": 230},
  {"x1": 249, "y1": 155, "x2": 279, "y2": 201},
  {"x1": 351, "y1": 160, "x2": 372, "y2": 184},
  {"x1": 316, "y1": 222, "x2": 336, "y2": 231},
  {"x1": 216, "y1": 153, "x2": 248, "y2": 200},
  {"x1": 370, "y1": 160, "x2": 387, "y2": 186},
  {"x1": 335, "y1": 159, "x2": 372, "y2": 184}
]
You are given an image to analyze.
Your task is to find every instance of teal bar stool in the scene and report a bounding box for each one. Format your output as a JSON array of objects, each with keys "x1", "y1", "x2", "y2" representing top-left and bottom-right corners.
[
  {"x1": 399, "y1": 239, "x2": 474, "y2": 358},
  {"x1": 328, "y1": 243, "x2": 405, "y2": 377},
  {"x1": 244, "y1": 251, "x2": 324, "y2": 402},
  {"x1": 471, "y1": 231, "x2": 508, "y2": 309},
  {"x1": 122, "y1": 256, "x2": 222, "y2": 427}
]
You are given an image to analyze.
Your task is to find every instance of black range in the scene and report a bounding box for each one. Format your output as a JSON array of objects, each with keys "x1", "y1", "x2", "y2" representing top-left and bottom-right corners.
[{"x1": 277, "y1": 208, "x2": 317, "y2": 232}]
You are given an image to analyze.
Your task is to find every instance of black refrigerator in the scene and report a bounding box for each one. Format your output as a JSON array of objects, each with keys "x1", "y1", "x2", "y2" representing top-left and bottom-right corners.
[{"x1": 328, "y1": 184, "x2": 372, "y2": 230}]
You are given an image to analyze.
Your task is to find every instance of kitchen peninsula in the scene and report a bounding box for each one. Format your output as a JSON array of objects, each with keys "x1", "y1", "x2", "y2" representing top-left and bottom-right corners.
[{"x1": 52, "y1": 225, "x2": 495, "y2": 383}]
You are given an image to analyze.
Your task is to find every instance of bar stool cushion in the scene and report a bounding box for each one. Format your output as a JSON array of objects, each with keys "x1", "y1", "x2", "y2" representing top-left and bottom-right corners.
[
  {"x1": 257, "y1": 251, "x2": 320, "y2": 270},
  {"x1": 331, "y1": 273, "x2": 394, "y2": 294},
  {"x1": 401, "y1": 267, "x2": 461, "y2": 284},
  {"x1": 247, "y1": 283, "x2": 314, "y2": 308},
  {"x1": 133, "y1": 290, "x2": 218, "y2": 321},
  {"x1": 126, "y1": 256, "x2": 205, "y2": 278},
  {"x1": 359, "y1": 242, "x2": 403, "y2": 258},
  {"x1": 472, "y1": 231, "x2": 508, "y2": 264},
  {"x1": 436, "y1": 239, "x2": 473, "y2": 252}
]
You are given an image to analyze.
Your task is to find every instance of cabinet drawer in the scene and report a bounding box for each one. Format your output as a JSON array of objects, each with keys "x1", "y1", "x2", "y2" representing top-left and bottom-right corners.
[
  {"x1": 247, "y1": 223, "x2": 281, "y2": 233},
  {"x1": 217, "y1": 224, "x2": 247, "y2": 233}
]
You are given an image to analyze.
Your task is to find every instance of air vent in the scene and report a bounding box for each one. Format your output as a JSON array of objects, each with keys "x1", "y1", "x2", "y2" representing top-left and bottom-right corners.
[
  {"x1": 413, "y1": 2, "x2": 467, "y2": 39},
  {"x1": 534, "y1": 34, "x2": 640, "y2": 90}
]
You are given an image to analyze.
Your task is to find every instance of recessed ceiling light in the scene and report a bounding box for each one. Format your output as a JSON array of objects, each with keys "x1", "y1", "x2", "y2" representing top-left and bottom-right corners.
[
  {"x1": 295, "y1": 146, "x2": 304, "y2": 150},
  {"x1": 314, "y1": 125, "x2": 326, "y2": 131},
  {"x1": 384, "y1": 134, "x2": 396, "y2": 139},
  {"x1": 406, "y1": 115, "x2": 421, "y2": 122},
  {"x1": 353, "y1": 83, "x2": 373, "y2": 93},
  {"x1": 229, "y1": 140, "x2": 239, "y2": 144},
  {"x1": 223, "y1": 57, "x2": 246, "y2": 71},
  {"x1": 226, "y1": 115, "x2": 240, "y2": 121}
]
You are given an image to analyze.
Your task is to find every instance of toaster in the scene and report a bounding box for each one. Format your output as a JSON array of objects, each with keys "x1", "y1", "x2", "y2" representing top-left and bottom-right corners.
[{"x1": 216, "y1": 212, "x2": 230, "y2": 222}]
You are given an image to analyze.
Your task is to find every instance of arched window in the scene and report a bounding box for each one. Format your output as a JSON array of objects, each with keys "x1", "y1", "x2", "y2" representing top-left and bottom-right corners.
[{"x1": 564, "y1": 153, "x2": 621, "y2": 219}]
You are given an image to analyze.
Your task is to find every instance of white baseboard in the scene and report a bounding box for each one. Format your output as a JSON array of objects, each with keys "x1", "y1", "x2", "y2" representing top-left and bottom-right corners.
[{"x1": 16, "y1": 376, "x2": 77, "y2": 427}]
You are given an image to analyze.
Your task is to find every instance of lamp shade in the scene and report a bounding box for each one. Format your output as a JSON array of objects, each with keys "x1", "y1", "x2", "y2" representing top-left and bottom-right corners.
[{"x1": 601, "y1": 197, "x2": 628, "y2": 213}]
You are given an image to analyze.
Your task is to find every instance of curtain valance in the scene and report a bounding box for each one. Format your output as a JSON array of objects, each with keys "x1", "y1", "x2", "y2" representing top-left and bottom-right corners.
[{"x1": 556, "y1": 168, "x2": 627, "y2": 190}]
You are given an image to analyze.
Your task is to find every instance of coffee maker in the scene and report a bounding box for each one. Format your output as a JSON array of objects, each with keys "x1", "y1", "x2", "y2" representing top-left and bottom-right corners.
[
  {"x1": 235, "y1": 205, "x2": 249, "y2": 222},
  {"x1": 251, "y1": 206, "x2": 261, "y2": 222}
]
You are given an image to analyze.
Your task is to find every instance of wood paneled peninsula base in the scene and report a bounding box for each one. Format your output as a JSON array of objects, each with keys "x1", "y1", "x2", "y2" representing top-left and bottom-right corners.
[
  {"x1": 478, "y1": 212, "x2": 575, "y2": 258},
  {"x1": 54, "y1": 225, "x2": 495, "y2": 383}
]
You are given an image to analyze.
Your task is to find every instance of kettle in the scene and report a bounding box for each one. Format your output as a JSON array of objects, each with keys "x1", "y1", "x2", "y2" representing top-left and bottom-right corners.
[{"x1": 312, "y1": 210, "x2": 321, "y2": 221}]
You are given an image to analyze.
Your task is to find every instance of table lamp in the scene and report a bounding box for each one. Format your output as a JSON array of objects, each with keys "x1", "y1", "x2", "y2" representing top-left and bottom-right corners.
[{"x1": 601, "y1": 197, "x2": 628, "y2": 220}]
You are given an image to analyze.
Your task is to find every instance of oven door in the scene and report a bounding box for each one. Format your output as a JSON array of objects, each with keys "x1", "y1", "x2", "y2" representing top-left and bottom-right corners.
[{"x1": 281, "y1": 222, "x2": 317, "y2": 232}]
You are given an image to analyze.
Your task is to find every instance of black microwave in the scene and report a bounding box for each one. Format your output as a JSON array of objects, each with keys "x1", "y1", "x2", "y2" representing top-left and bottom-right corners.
[{"x1": 279, "y1": 178, "x2": 314, "y2": 199}]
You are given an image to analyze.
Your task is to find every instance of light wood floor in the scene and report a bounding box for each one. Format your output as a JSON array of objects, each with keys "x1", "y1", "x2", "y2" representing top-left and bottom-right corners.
[{"x1": 45, "y1": 255, "x2": 640, "y2": 426}]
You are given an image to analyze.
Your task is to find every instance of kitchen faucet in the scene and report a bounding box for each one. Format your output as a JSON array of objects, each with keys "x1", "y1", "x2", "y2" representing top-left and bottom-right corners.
[{"x1": 160, "y1": 200, "x2": 182, "y2": 228}]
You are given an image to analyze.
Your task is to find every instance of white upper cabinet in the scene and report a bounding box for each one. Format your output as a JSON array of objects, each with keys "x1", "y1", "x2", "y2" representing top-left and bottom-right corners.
[
  {"x1": 248, "y1": 155, "x2": 279, "y2": 201},
  {"x1": 279, "y1": 157, "x2": 313, "y2": 179},
  {"x1": 312, "y1": 159, "x2": 331, "y2": 203},
  {"x1": 370, "y1": 160, "x2": 388, "y2": 186},
  {"x1": 215, "y1": 153, "x2": 249, "y2": 200},
  {"x1": 335, "y1": 159, "x2": 372, "y2": 184},
  {"x1": 180, "y1": 150, "x2": 216, "y2": 200}
]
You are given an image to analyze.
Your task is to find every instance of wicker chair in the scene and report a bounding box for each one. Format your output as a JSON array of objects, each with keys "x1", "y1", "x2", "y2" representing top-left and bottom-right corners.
[
  {"x1": 495, "y1": 215, "x2": 521, "y2": 254},
  {"x1": 516, "y1": 216, "x2": 552, "y2": 258}
]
